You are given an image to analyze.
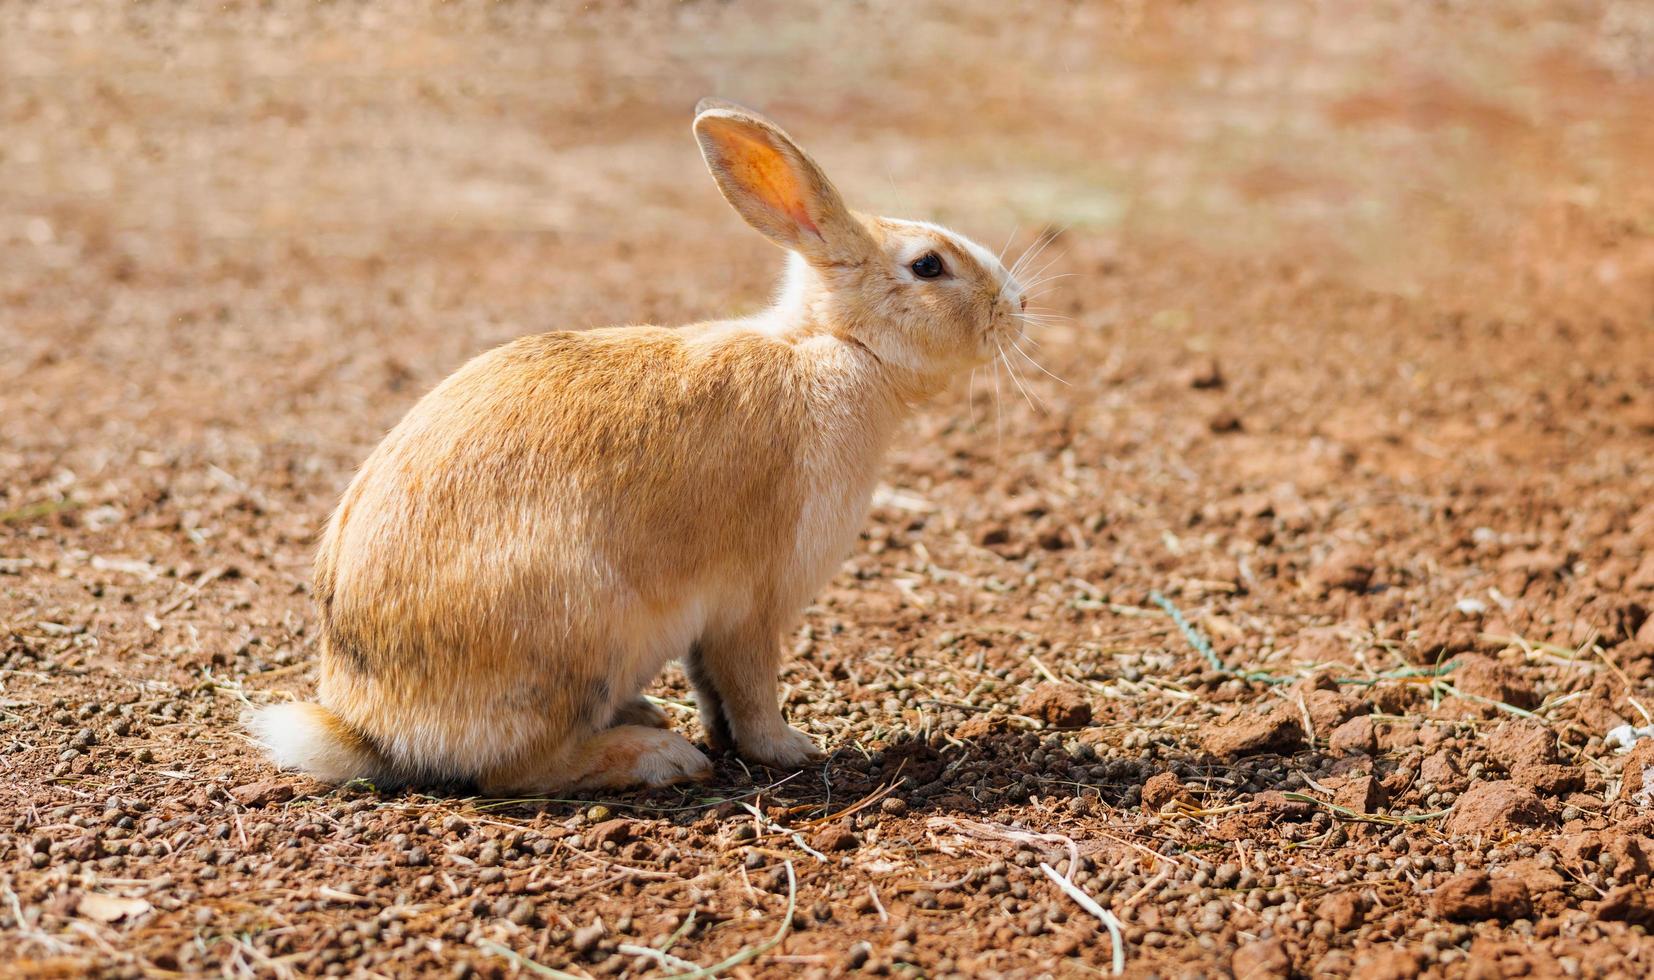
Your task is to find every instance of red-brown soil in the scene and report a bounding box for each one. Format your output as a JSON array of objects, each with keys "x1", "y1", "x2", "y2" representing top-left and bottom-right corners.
[{"x1": 4, "y1": 2, "x2": 1654, "y2": 978}]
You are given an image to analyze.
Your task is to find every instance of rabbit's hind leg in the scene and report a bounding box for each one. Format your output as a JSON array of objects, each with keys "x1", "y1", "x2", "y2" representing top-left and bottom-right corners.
[
  {"x1": 608, "y1": 696, "x2": 669, "y2": 729},
  {"x1": 572, "y1": 725, "x2": 711, "y2": 790},
  {"x1": 476, "y1": 724, "x2": 710, "y2": 796}
]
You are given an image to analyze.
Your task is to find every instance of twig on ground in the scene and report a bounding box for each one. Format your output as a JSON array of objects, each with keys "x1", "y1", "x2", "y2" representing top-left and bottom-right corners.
[
  {"x1": 1040, "y1": 863, "x2": 1125, "y2": 976},
  {"x1": 615, "y1": 944, "x2": 701, "y2": 973},
  {"x1": 924, "y1": 816, "x2": 1081, "y2": 879},
  {"x1": 654, "y1": 860, "x2": 798, "y2": 980},
  {"x1": 155, "y1": 566, "x2": 228, "y2": 618},
  {"x1": 474, "y1": 940, "x2": 590, "y2": 979},
  {"x1": 738, "y1": 801, "x2": 828, "y2": 862},
  {"x1": 1430, "y1": 681, "x2": 1541, "y2": 720},
  {"x1": 798, "y1": 764, "x2": 907, "y2": 827},
  {"x1": 1123, "y1": 868, "x2": 1171, "y2": 910},
  {"x1": 1281, "y1": 791, "x2": 1451, "y2": 826},
  {"x1": 867, "y1": 884, "x2": 890, "y2": 924}
]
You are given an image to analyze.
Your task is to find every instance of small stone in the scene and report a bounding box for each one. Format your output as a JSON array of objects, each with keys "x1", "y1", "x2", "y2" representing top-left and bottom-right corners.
[
  {"x1": 1434, "y1": 871, "x2": 1532, "y2": 922},
  {"x1": 1329, "y1": 715, "x2": 1378, "y2": 756},
  {"x1": 1140, "y1": 771, "x2": 1185, "y2": 812},
  {"x1": 229, "y1": 781, "x2": 295, "y2": 808},
  {"x1": 1352, "y1": 949, "x2": 1424, "y2": 980},
  {"x1": 1595, "y1": 885, "x2": 1654, "y2": 927},
  {"x1": 1513, "y1": 764, "x2": 1583, "y2": 798},
  {"x1": 1232, "y1": 937, "x2": 1290, "y2": 979},
  {"x1": 1331, "y1": 775, "x2": 1386, "y2": 814},
  {"x1": 1445, "y1": 781, "x2": 1553, "y2": 836},
  {"x1": 1486, "y1": 719, "x2": 1561, "y2": 770},
  {"x1": 955, "y1": 713, "x2": 1013, "y2": 740},
  {"x1": 571, "y1": 922, "x2": 605, "y2": 955},
  {"x1": 1370, "y1": 682, "x2": 1421, "y2": 715},
  {"x1": 1203, "y1": 704, "x2": 1304, "y2": 758},
  {"x1": 1317, "y1": 891, "x2": 1365, "y2": 932},
  {"x1": 842, "y1": 942, "x2": 873, "y2": 970},
  {"x1": 1409, "y1": 621, "x2": 1479, "y2": 664},
  {"x1": 1184, "y1": 357, "x2": 1224, "y2": 389},
  {"x1": 1449, "y1": 655, "x2": 1537, "y2": 710},
  {"x1": 1019, "y1": 684, "x2": 1092, "y2": 728},
  {"x1": 811, "y1": 822, "x2": 861, "y2": 853},
  {"x1": 1420, "y1": 751, "x2": 1463, "y2": 790},
  {"x1": 1498, "y1": 549, "x2": 1566, "y2": 578},
  {"x1": 585, "y1": 819, "x2": 635, "y2": 848},
  {"x1": 1208, "y1": 411, "x2": 1244, "y2": 434},
  {"x1": 1560, "y1": 831, "x2": 1654, "y2": 880},
  {"x1": 1303, "y1": 688, "x2": 1368, "y2": 734},
  {"x1": 1615, "y1": 738, "x2": 1654, "y2": 807},
  {"x1": 1308, "y1": 546, "x2": 1373, "y2": 595}
]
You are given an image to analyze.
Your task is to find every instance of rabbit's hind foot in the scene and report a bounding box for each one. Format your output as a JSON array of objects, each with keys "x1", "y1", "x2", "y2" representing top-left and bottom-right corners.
[{"x1": 477, "y1": 725, "x2": 710, "y2": 796}]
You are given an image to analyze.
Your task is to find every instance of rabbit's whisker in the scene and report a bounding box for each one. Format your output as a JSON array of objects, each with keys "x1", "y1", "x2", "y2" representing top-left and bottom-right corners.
[
  {"x1": 968, "y1": 366, "x2": 981, "y2": 430},
  {"x1": 1021, "y1": 273, "x2": 1078, "y2": 293},
  {"x1": 1010, "y1": 225, "x2": 1067, "y2": 281},
  {"x1": 1007, "y1": 334, "x2": 1070, "y2": 387},
  {"x1": 996, "y1": 339, "x2": 1046, "y2": 414},
  {"x1": 1009, "y1": 229, "x2": 1056, "y2": 281},
  {"x1": 1021, "y1": 254, "x2": 1070, "y2": 290},
  {"x1": 991, "y1": 349, "x2": 1005, "y2": 453},
  {"x1": 996, "y1": 224, "x2": 1022, "y2": 266}
]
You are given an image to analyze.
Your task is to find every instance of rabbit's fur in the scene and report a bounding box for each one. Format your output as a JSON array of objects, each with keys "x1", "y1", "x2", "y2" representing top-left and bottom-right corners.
[{"x1": 248, "y1": 100, "x2": 1027, "y2": 793}]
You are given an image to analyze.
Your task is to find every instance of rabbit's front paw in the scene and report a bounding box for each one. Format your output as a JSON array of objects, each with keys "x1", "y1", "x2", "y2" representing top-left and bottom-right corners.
[{"x1": 740, "y1": 724, "x2": 822, "y2": 769}]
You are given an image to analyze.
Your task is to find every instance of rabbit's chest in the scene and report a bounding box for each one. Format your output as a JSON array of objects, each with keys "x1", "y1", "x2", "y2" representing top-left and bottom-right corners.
[{"x1": 782, "y1": 444, "x2": 883, "y2": 599}]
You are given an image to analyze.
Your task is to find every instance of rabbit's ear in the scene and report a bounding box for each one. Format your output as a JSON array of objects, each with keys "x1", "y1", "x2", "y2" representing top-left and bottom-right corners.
[{"x1": 693, "y1": 101, "x2": 866, "y2": 263}]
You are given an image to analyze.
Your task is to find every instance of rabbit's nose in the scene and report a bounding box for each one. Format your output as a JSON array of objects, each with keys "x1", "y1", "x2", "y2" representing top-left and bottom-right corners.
[{"x1": 1018, "y1": 295, "x2": 1027, "y2": 311}]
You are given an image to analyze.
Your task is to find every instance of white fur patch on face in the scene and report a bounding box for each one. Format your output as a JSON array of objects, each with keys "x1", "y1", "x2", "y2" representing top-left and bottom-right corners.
[{"x1": 892, "y1": 219, "x2": 1022, "y2": 307}]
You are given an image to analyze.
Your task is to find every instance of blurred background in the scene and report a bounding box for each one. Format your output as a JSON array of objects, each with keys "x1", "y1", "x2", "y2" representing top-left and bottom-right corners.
[
  {"x1": 4, "y1": 4, "x2": 1654, "y2": 975},
  {"x1": 4, "y1": 3, "x2": 1652, "y2": 453}
]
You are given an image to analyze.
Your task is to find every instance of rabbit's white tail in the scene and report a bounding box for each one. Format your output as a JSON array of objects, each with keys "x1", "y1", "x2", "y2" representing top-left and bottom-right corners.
[{"x1": 245, "y1": 702, "x2": 390, "y2": 785}]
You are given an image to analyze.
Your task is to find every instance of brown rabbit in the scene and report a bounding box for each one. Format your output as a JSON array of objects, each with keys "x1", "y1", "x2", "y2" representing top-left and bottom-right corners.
[{"x1": 248, "y1": 99, "x2": 1028, "y2": 794}]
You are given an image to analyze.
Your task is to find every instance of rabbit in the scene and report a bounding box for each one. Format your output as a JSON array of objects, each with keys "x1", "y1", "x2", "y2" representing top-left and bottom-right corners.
[{"x1": 247, "y1": 98, "x2": 1029, "y2": 794}]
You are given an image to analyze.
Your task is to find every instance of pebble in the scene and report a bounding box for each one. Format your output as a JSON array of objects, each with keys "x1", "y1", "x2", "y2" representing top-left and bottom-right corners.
[{"x1": 571, "y1": 922, "x2": 605, "y2": 955}]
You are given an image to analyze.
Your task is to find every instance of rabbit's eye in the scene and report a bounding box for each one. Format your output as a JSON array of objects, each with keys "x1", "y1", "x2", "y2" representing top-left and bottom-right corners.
[{"x1": 910, "y1": 252, "x2": 945, "y2": 279}]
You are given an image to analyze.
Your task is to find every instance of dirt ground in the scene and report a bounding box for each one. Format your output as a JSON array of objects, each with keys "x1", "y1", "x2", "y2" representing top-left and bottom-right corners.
[{"x1": 5, "y1": 2, "x2": 1654, "y2": 977}]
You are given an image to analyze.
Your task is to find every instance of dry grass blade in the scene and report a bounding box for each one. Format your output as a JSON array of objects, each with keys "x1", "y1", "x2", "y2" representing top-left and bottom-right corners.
[
  {"x1": 473, "y1": 940, "x2": 591, "y2": 980},
  {"x1": 1040, "y1": 863, "x2": 1125, "y2": 975},
  {"x1": 654, "y1": 860, "x2": 798, "y2": 980},
  {"x1": 1280, "y1": 792, "x2": 1451, "y2": 826},
  {"x1": 925, "y1": 816, "x2": 1081, "y2": 879}
]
